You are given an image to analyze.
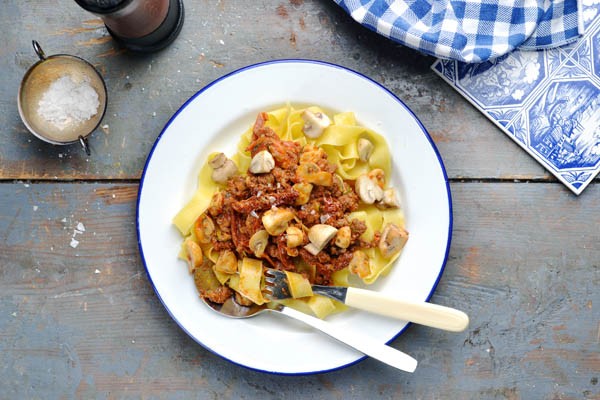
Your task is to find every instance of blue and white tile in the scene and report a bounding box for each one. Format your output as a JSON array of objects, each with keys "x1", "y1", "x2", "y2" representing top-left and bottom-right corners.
[{"x1": 432, "y1": 7, "x2": 600, "y2": 195}]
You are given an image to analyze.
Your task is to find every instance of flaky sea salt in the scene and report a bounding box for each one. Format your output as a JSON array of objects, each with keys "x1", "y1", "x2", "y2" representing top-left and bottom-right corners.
[{"x1": 37, "y1": 75, "x2": 99, "y2": 130}]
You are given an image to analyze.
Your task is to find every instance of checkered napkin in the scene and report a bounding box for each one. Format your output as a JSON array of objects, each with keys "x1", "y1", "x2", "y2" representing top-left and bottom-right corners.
[{"x1": 334, "y1": 0, "x2": 583, "y2": 63}]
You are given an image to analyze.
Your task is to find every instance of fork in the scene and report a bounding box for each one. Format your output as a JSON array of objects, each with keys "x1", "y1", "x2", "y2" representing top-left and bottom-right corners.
[{"x1": 264, "y1": 268, "x2": 469, "y2": 332}]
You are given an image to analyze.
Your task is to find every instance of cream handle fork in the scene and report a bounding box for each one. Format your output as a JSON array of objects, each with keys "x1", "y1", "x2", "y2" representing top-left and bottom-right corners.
[{"x1": 343, "y1": 288, "x2": 469, "y2": 332}]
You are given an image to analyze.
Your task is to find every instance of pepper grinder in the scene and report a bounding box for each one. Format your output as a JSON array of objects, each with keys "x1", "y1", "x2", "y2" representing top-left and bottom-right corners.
[{"x1": 74, "y1": 0, "x2": 184, "y2": 53}]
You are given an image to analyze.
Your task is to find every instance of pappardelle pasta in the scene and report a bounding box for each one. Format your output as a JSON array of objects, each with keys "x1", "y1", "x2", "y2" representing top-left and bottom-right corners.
[{"x1": 173, "y1": 105, "x2": 408, "y2": 318}]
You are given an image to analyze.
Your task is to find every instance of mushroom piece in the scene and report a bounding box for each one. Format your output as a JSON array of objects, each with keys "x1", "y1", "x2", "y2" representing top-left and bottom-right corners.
[
  {"x1": 348, "y1": 250, "x2": 370, "y2": 279},
  {"x1": 249, "y1": 229, "x2": 269, "y2": 257},
  {"x1": 286, "y1": 226, "x2": 305, "y2": 248},
  {"x1": 184, "y1": 239, "x2": 203, "y2": 273},
  {"x1": 292, "y1": 182, "x2": 313, "y2": 205},
  {"x1": 209, "y1": 153, "x2": 238, "y2": 184},
  {"x1": 296, "y1": 162, "x2": 333, "y2": 186},
  {"x1": 261, "y1": 208, "x2": 295, "y2": 236},
  {"x1": 367, "y1": 168, "x2": 386, "y2": 188},
  {"x1": 304, "y1": 224, "x2": 338, "y2": 255},
  {"x1": 355, "y1": 174, "x2": 384, "y2": 204},
  {"x1": 334, "y1": 226, "x2": 352, "y2": 248},
  {"x1": 378, "y1": 223, "x2": 409, "y2": 259},
  {"x1": 303, "y1": 243, "x2": 322, "y2": 256},
  {"x1": 194, "y1": 214, "x2": 215, "y2": 244},
  {"x1": 214, "y1": 249, "x2": 238, "y2": 274},
  {"x1": 381, "y1": 188, "x2": 401, "y2": 208},
  {"x1": 249, "y1": 150, "x2": 275, "y2": 174},
  {"x1": 357, "y1": 138, "x2": 374, "y2": 162},
  {"x1": 301, "y1": 110, "x2": 331, "y2": 138}
]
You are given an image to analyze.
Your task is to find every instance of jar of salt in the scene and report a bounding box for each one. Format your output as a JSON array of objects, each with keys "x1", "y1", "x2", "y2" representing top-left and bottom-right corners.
[
  {"x1": 18, "y1": 41, "x2": 107, "y2": 155},
  {"x1": 74, "y1": 0, "x2": 184, "y2": 53}
]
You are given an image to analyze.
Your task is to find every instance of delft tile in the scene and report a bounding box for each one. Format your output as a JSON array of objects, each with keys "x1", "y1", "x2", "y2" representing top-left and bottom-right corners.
[{"x1": 432, "y1": 9, "x2": 600, "y2": 195}]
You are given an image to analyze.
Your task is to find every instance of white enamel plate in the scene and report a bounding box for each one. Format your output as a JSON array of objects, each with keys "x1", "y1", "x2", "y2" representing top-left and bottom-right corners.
[{"x1": 137, "y1": 60, "x2": 452, "y2": 375}]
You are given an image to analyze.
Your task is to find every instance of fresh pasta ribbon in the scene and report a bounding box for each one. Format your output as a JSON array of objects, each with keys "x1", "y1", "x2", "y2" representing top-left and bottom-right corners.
[{"x1": 174, "y1": 105, "x2": 407, "y2": 319}]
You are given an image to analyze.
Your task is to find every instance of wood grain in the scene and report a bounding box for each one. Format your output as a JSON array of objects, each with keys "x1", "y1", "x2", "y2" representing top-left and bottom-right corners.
[
  {"x1": 2, "y1": 0, "x2": 561, "y2": 181},
  {"x1": 2, "y1": 0, "x2": 599, "y2": 398},
  {"x1": 0, "y1": 182, "x2": 597, "y2": 398}
]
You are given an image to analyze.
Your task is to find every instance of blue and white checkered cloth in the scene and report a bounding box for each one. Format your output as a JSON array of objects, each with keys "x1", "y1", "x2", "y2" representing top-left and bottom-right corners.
[{"x1": 334, "y1": 0, "x2": 583, "y2": 63}]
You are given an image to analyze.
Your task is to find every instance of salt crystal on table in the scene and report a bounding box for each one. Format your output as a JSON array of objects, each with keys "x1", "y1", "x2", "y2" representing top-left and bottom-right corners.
[
  {"x1": 70, "y1": 238, "x2": 79, "y2": 248},
  {"x1": 77, "y1": 222, "x2": 85, "y2": 232}
]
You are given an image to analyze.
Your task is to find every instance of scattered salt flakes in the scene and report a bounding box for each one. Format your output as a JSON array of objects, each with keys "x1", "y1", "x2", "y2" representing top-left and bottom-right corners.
[
  {"x1": 131, "y1": 340, "x2": 135, "y2": 344},
  {"x1": 58, "y1": 153, "x2": 63, "y2": 158},
  {"x1": 77, "y1": 222, "x2": 85, "y2": 232},
  {"x1": 112, "y1": 194, "x2": 116, "y2": 198},
  {"x1": 94, "y1": 269, "x2": 101, "y2": 274},
  {"x1": 11, "y1": 312, "x2": 17, "y2": 317},
  {"x1": 33, "y1": 205, "x2": 38, "y2": 211},
  {"x1": 152, "y1": 112, "x2": 156, "y2": 117},
  {"x1": 24, "y1": 184, "x2": 30, "y2": 188},
  {"x1": 101, "y1": 124, "x2": 110, "y2": 135},
  {"x1": 126, "y1": 75, "x2": 130, "y2": 80},
  {"x1": 50, "y1": 246, "x2": 54, "y2": 251},
  {"x1": 219, "y1": 39, "x2": 225, "y2": 45},
  {"x1": 61, "y1": 217, "x2": 67, "y2": 223},
  {"x1": 250, "y1": 210, "x2": 258, "y2": 218},
  {"x1": 177, "y1": 69, "x2": 181, "y2": 73},
  {"x1": 256, "y1": 190, "x2": 262, "y2": 197},
  {"x1": 70, "y1": 238, "x2": 79, "y2": 248}
]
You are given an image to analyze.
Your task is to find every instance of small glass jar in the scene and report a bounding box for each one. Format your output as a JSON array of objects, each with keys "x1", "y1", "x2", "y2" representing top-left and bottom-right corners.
[{"x1": 74, "y1": 0, "x2": 184, "y2": 52}]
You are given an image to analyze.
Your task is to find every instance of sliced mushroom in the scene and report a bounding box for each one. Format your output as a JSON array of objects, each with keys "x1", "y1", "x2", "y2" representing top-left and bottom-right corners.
[
  {"x1": 379, "y1": 223, "x2": 409, "y2": 259},
  {"x1": 301, "y1": 110, "x2": 331, "y2": 138},
  {"x1": 334, "y1": 226, "x2": 352, "y2": 249},
  {"x1": 208, "y1": 152, "x2": 227, "y2": 169},
  {"x1": 304, "y1": 224, "x2": 338, "y2": 255},
  {"x1": 303, "y1": 243, "x2": 322, "y2": 256},
  {"x1": 296, "y1": 162, "x2": 333, "y2": 186},
  {"x1": 292, "y1": 182, "x2": 313, "y2": 205},
  {"x1": 355, "y1": 174, "x2": 384, "y2": 204},
  {"x1": 214, "y1": 249, "x2": 238, "y2": 274},
  {"x1": 249, "y1": 229, "x2": 269, "y2": 257},
  {"x1": 207, "y1": 191, "x2": 224, "y2": 216},
  {"x1": 184, "y1": 239, "x2": 203, "y2": 273},
  {"x1": 368, "y1": 168, "x2": 386, "y2": 188},
  {"x1": 348, "y1": 250, "x2": 370, "y2": 279},
  {"x1": 286, "y1": 226, "x2": 305, "y2": 248},
  {"x1": 381, "y1": 188, "x2": 401, "y2": 208},
  {"x1": 194, "y1": 214, "x2": 215, "y2": 244},
  {"x1": 249, "y1": 150, "x2": 275, "y2": 174},
  {"x1": 357, "y1": 138, "x2": 374, "y2": 162},
  {"x1": 262, "y1": 208, "x2": 295, "y2": 236},
  {"x1": 209, "y1": 153, "x2": 238, "y2": 184}
]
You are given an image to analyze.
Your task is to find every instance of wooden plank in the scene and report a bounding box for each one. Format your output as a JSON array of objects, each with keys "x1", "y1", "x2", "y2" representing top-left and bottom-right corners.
[
  {"x1": 2, "y1": 0, "x2": 556, "y2": 181},
  {"x1": 0, "y1": 182, "x2": 597, "y2": 398}
]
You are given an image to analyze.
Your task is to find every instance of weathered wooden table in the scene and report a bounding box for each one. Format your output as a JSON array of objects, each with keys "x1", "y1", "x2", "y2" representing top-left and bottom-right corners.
[{"x1": 2, "y1": 1, "x2": 598, "y2": 398}]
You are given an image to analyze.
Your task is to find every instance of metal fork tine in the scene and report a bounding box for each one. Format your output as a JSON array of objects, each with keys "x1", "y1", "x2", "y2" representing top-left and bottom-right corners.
[{"x1": 263, "y1": 268, "x2": 292, "y2": 300}]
